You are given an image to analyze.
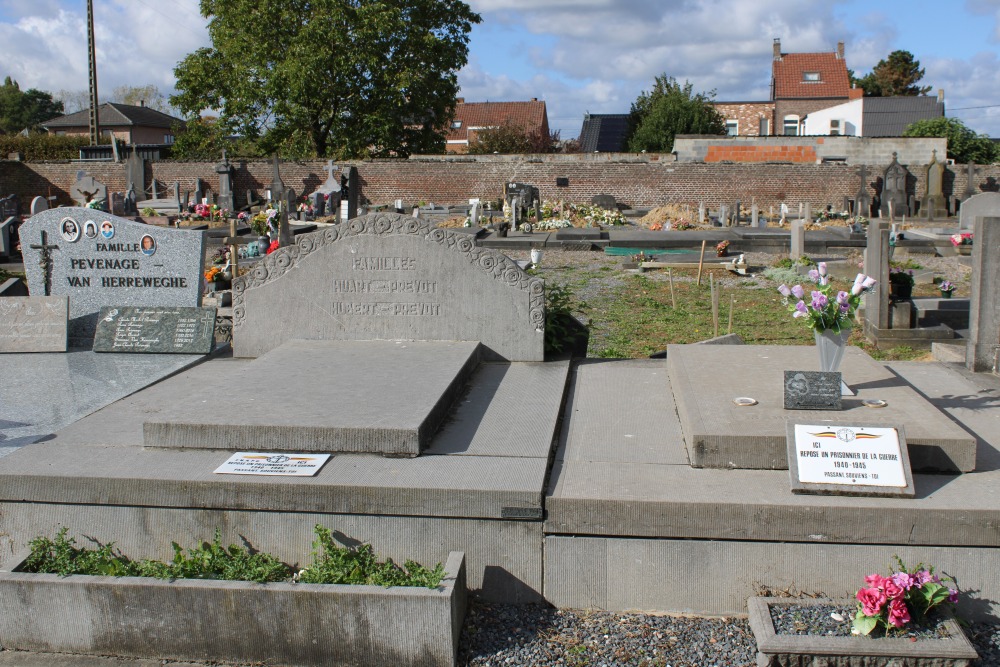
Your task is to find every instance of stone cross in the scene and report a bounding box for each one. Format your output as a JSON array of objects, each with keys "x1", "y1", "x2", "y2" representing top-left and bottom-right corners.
[
  {"x1": 962, "y1": 162, "x2": 978, "y2": 202},
  {"x1": 855, "y1": 165, "x2": 871, "y2": 217},
  {"x1": 270, "y1": 156, "x2": 285, "y2": 201},
  {"x1": 29, "y1": 230, "x2": 59, "y2": 296}
]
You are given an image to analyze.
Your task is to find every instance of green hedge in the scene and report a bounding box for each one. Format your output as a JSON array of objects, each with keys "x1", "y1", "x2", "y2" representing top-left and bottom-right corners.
[{"x1": 0, "y1": 134, "x2": 92, "y2": 161}]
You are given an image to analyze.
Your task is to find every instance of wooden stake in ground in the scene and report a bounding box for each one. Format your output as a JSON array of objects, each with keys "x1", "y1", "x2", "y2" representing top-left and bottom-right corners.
[
  {"x1": 728, "y1": 295, "x2": 734, "y2": 334},
  {"x1": 668, "y1": 268, "x2": 677, "y2": 309},
  {"x1": 710, "y1": 274, "x2": 719, "y2": 338},
  {"x1": 696, "y1": 240, "x2": 707, "y2": 286}
]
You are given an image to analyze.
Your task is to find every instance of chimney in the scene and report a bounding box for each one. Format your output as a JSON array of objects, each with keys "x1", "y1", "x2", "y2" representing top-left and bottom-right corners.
[
  {"x1": 456, "y1": 97, "x2": 464, "y2": 104},
  {"x1": 531, "y1": 97, "x2": 537, "y2": 102},
  {"x1": 773, "y1": 38, "x2": 781, "y2": 60},
  {"x1": 937, "y1": 89, "x2": 945, "y2": 103},
  {"x1": 140, "y1": 99, "x2": 145, "y2": 107},
  {"x1": 836, "y1": 41, "x2": 844, "y2": 59}
]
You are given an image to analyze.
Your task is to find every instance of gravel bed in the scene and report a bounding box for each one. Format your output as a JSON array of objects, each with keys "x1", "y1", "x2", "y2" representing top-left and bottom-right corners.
[
  {"x1": 458, "y1": 602, "x2": 1000, "y2": 666},
  {"x1": 768, "y1": 602, "x2": 949, "y2": 639}
]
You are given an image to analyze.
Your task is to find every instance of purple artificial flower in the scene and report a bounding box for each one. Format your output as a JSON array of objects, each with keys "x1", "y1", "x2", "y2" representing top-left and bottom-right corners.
[
  {"x1": 818, "y1": 262, "x2": 828, "y2": 276},
  {"x1": 808, "y1": 269, "x2": 820, "y2": 281},
  {"x1": 915, "y1": 570, "x2": 935, "y2": 585},
  {"x1": 791, "y1": 284, "x2": 805, "y2": 299},
  {"x1": 778, "y1": 284, "x2": 791, "y2": 297},
  {"x1": 836, "y1": 291, "x2": 849, "y2": 305},
  {"x1": 793, "y1": 301, "x2": 809, "y2": 318},
  {"x1": 892, "y1": 572, "x2": 917, "y2": 591},
  {"x1": 948, "y1": 588, "x2": 959, "y2": 604},
  {"x1": 811, "y1": 291, "x2": 828, "y2": 310}
]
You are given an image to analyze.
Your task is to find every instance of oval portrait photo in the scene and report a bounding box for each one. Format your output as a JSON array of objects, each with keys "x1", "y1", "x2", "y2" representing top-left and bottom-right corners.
[
  {"x1": 84, "y1": 221, "x2": 98, "y2": 239},
  {"x1": 60, "y1": 218, "x2": 80, "y2": 243},
  {"x1": 140, "y1": 234, "x2": 156, "y2": 257},
  {"x1": 100, "y1": 220, "x2": 115, "y2": 239}
]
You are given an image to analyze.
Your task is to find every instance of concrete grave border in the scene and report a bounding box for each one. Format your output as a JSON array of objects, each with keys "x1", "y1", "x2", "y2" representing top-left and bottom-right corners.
[
  {"x1": 231, "y1": 212, "x2": 545, "y2": 360},
  {"x1": 0, "y1": 548, "x2": 466, "y2": 667}
]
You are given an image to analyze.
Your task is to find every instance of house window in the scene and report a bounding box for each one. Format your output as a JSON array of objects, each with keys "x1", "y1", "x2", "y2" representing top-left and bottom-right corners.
[
  {"x1": 450, "y1": 120, "x2": 463, "y2": 129},
  {"x1": 759, "y1": 117, "x2": 769, "y2": 136},
  {"x1": 725, "y1": 120, "x2": 738, "y2": 136},
  {"x1": 803, "y1": 72, "x2": 821, "y2": 82},
  {"x1": 101, "y1": 129, "x2": 114, "y2": 137},
  {"x1": 783, "y1": 115, "x2": 800, "y2": 136},
  {"x1": 164, "y1": 134, "x2": 175, "y2": 145}
]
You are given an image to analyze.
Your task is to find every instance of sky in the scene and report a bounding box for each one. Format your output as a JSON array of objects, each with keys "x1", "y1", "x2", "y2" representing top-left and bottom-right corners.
[{"x1": 1, "y1": 0, "x2": 998, "y2": 139}]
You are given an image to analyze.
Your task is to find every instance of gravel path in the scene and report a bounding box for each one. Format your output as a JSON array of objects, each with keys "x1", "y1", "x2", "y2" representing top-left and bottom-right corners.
[{"x1": 458, "y1": 601, "x2": 1000, "y2": 666}]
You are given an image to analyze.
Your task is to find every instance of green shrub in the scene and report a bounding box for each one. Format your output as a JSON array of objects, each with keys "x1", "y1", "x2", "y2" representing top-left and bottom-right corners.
[
  {"x1": 0, "y1": 134, "x2": 91, "y2": 161},
  {"x1": 542, "y1": 280, "x2": 588, "y2": 355},
  {"x1": 762, "y1": 267, "x2": 801, "y2": 285}
]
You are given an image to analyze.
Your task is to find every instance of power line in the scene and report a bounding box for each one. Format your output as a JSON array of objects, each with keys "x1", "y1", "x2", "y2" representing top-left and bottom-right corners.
[{"x1": 949, "y1": 104, "x2": 1000, "y2": 111}]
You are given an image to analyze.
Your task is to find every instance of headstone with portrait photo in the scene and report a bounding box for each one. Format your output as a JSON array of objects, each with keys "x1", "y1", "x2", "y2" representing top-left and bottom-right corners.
[{"x1": 18, "y1": 208, "x2": 205, "y2": 345}]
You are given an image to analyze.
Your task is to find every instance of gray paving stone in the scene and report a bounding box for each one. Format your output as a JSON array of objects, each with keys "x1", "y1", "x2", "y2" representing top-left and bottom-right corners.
[
  {"x1": 143, "y1": 339, "x2": 482, "y2": 456},
  {"x1": 667, "y1": 344, "x2": 976, "y2": 472}
]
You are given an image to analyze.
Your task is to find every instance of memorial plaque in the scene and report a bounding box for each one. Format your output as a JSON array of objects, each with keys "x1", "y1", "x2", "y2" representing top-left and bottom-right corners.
[
  {"x1": 0, "y1": 297, "x2": 68, "y2": 353},
  {"x1": 93, "y1": 306, "x2": 216, "y2": 354},
  {"x1": 18, "y1": 208, "x2": 205, "y2": 344},
  {"x1": 783, "y1": 371, "x2": 842, "y2": 410},
  {"x1": 786, "y1": 422, "x2": 914, "y2": 498},
  {"x1": 214, "y1": 452, "x2": 331, "y2": 477}
]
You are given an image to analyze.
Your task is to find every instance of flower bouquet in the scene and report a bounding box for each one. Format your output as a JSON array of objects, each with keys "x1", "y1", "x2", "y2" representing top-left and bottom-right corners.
[
  {"x1": 939, "y1": 280, "x2": 956, "y2": 298},
  {"x1": 716, "y1": 240, "x2": 730, "y2": 256},
  {"x1": 853, "y1": 560, "x2": 958, "y2": 636},
  {"x1": 950, "y1": 233, "x2": 973, "y2": 247},
  {"x1": 777, "y1": 263, "x2": 876, "y2": 334}
]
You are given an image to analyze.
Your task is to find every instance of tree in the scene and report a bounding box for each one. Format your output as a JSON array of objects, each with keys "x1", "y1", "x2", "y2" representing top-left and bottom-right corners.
[
  {"x1": 625, "y1": 75, "x2": 726, "y2": 153},
  {"x1": 111, "y1": 84, "x2": 173, "y2": 113},
  {"x1": 53, "y1": 89, "x2": 90, "y2": 114},
  {"x1": 467, "y1": 123, "x2": 559, "y2": 154},
  {"x1": 0, "y1": 76, "x2": 64, "y2": 134},
  {"x1": 852, "y1": 50, "x2": 932, "y2": 97},
  {"x1": 172, "y1": 0, "x2": 480, "y2": 158},
  {"x1": 903, "y1": 117, "x2": 998, "y2": 164}
]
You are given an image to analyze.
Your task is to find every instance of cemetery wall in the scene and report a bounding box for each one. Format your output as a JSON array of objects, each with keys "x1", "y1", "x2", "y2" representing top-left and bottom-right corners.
[{"x1": 3, "y1": 155, "x2": 999, "y2": 212}]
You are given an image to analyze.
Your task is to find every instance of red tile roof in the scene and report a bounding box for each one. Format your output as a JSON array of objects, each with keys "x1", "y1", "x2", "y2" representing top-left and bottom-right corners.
[
  {"x1": 773, "y1": 52, "x2": 851, "y2": 99},
  {"x1": 446, "y1": 100, "x2": 549, "y2": 143}
]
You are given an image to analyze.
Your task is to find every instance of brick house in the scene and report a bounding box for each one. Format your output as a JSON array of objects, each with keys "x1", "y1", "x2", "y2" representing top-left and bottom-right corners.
[
  {"x1": 445, "y1": 98, "x2": 550, "y2": 153},
  {"x1": 41, "y1": 102, "x2": 185, "y2": 145},
  {"x1": 715, "y1": 39, "x2": 862, "y2": 137}
]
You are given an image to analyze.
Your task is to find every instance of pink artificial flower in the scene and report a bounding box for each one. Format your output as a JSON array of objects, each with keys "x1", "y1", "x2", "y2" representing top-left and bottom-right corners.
[
  {"x1": 861, "y1": 277, "x2": 877, "y2": 290},
  {"x1": 791, "y1": 284, "x2": 805, "y2": 299},
  {"x1": 818, "y1": 262, "x2": 828, "y2": 276},
  {"x1": 865, "y1": 574, "x2": 886, "y2": 589},
  {"x1": 887, "y1": 598, "x2": 911, "y2": 628},
  {"x1": 948, "y1": 588, "x2": 959, "y2": 604},
  {"x1": 857, "y1": 587, "x2": 887, "y2": 616},
  {"x1": 808, "y1": 269, "x2": 820, "y2": 281},
  {"x1": 836, "y1": 291, "x2": 849, "y2": 305},
  {"x1": 778, "y1": 284, "x2": 791, "y2": 297},
  {"x1": 883, "y1": 578, "x2": 904, "y2": 601},
  {"x1": 892, "y1": 572, "x2": 917, "y2": 591},
  {"x1": 811, "y1": 291, "x2": 828, "y2": 310},
  {"x1": 793, "y1": 301, "x2": 809, "y2": 318}
]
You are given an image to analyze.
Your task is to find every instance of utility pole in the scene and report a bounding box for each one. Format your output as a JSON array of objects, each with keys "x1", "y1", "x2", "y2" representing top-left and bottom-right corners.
[{"x1": 87, "y1": 0, "x2": 100, "y2": 145}]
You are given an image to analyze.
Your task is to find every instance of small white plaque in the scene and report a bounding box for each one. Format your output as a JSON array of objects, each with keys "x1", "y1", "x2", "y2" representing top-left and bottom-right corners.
[
  {"x1": 791, "y1": 424, "x2": 907, "y2": 488},
  {"x1": 214, "y1": 452, "x2": 331, "y2": 477}
]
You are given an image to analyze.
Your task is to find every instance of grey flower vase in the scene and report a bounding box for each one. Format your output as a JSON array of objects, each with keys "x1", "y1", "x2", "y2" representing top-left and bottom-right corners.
[{"x1": 814, "y1": 327, "x2": 850, "y2": 372}]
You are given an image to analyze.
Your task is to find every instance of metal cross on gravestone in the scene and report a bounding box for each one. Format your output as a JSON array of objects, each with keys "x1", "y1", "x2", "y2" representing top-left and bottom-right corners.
[{"x1": 28, "y1": 230, "x2": 58, "y2": 296}]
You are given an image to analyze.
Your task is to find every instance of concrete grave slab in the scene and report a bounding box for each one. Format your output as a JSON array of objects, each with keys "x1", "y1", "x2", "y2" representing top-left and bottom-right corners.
[
  {"x1": 0, "y1": 350, "x2": 208, "y2": 454},
  {"x1": 144, "y1": 339, "x2": 482, "y2": 457},
  {"x1": 667, "y1": 344, "x2": 975, "y2": 472},
  {"x1": 18, "y1": 208, "x2": 205, "y2": 344},
  {"x1": 0, "y1": 297, "x2": 67, "y2": 353},
  {"x1": 959, "y1": 191, "x2": 1000, "y2": 230},
  {"x1": 232, "y1": 213, "x2": 544, "y2": 361}
]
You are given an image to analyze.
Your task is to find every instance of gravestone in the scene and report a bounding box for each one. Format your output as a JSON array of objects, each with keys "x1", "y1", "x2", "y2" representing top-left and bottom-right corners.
[
  {"x1": 863, "y1": 220, "x2": 891, "y2": 333},
  {"x1": 967, "y1": 216, "x2": 1000, "y2": 372},
  {"x1": 751, "y1": 204, "x2": 760, "y2": 228},
  {"x1": 18, "y1": 208, "x2": 205, "y2": 344},
  {"x1": 93, "y1": 306, "x2": 216, "y2": 354},
  {"x1": 803, "y1": 202, "x2": 811, "y2": 223},
  {"x1": 0, "y1": 194, "x2": 19, "y2": 218},
  {"x1": 71, "y1": 175, "x2": 107, "y2": 208},
  {"x1": 232, "y1": 212, "x2": 544, "y2": 361},
  {"x1": 284, "y1": 188, "x2": 297, "y2": 215},
  {"x1": 29, "y1": 197, "x2": 48, "y2": 215},
  {"x1": 961, "y1": 162, "x2": 978, "y2": 202},
  {"x1": 110, "y1": 192, "x2": 125, "y2": 216},
  {"x1": 311, "y1": 191, "x2": 326, "y2": 216},
  {"x1": 856, "y1": 166, "x2": 872, "y2": 217},
  {"x1": 316, "y1": 160, "x2": 342, "y2": 214},
  {"x1": 0, "y1": 217, "x2": 16, "y2": 257},
  {"x1": 880, "y1": 153, "x2": 909, "y2": 219},
  {"x1": 193, "y1": 178, "x2": 204, "y2": 206},
  {"x1": 269, "y1": 156, "x2": 285, "y2": 202},
  {"x1": 959, "y1": 192, "x2": 1000, "y2": 231},
  {"x1": 922, "y1": 151, "x2": 949, "y2": 219},
  {"x1": 0, "y1": 297, "x2": 68, "y2": 353},
  {"x1": 790, "y1": 220, "x2": 805, "y2": 259},
  {"x1": 125, "y1": 151, "x2": 144, "y2": 195},
  {"x1": 215, "y1": 151, "x2": 235, "y2": 211},
  {"x1": 591, "y1": 194, "x2": 616, "y2": 211}
]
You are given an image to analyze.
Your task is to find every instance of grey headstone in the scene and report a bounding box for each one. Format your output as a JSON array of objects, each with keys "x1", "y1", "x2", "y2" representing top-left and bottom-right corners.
[
  {"x1": 961, "y1": 162, "x2": 978, "y2": 202},
  {"x1": 215, "y1": 152, "x2": 234, "y2": 212},
  {"x1": 17, "y1": 208, "x2": 205, "y2": 344},
  {"x1": 959, "y1": 192, "x2": 1000, "y2": 231},
  {"x1": 751, "y1": 205, "x2": 759, "y2": 228},
  {"x1": 0, "y1": 194, "x2": 19, "y2": 218},
  {"x1": 967, "y1": 216, "x2": 1000, "y2": 372},
  {"x1": 804, "y1": 202, "x2": 811, "y2": 223},
  {"x1": 923, "y1": 151, "x2": 949, "y2": 219},
  {"x1": 231, "y1": 213, "x2": 544, "y2": 361},
  {"x1": 124, "y1": 152, "x2": 144, "y2": 195},
  {"x1": 856, "y1": 165, "x2": 871, "y2": 216},
  {"x1": 591, "y1": 194, "x2": 617, "y2": 211},
  {"x1": 311, "y1": 191, "x2": 326, "y2": 216},
  {"x1": 29, "y1": 197, "x2": 48, "y2": 215},
  {"x1": 790, "y1": 220, "x2": 805, "y2": 259},
  {"x1": 269, "y1": 156, "x2": 285, "y2": 200},
  {"x1": 70, "y1": 175, "x2": 107, "y2": 208},
  {"x1": 93, "y1": 306, "x2": 216, "y2": 354},
  {"x1": 783, "y1": 371, "x2": 842, "y2": 410},
  {"x1": 0, "y1": 297, "x2": 68, "y2": 353},
  {"x1": 193, "y1": 178, "x2": 204, "y2": 206},
  {"x1": 864, "y1": 221, "x2": 891, "y2": 331},
  {"x1": 880, "y1": 153, "x2": 910, "y2": 218}
]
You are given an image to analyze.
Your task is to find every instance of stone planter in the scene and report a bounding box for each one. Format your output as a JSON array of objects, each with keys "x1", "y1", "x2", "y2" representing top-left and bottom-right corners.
[
  {"x1": 748, "y1": 597, "x2": 978, "y2": 667},
  {"x1": 135, "y1": 215, "x2": 176, "y2": 226},
  {"x1": 0, "y1": 550, "x2": 466, "y2": 667}
]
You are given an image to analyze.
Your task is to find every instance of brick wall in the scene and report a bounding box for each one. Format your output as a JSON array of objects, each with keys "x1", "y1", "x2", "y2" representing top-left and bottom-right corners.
[
  {"x1": 705, "y1": 145, "x2": 818, "y2": 163},
  {"x1": 3, "y1": 155, "x2": 999, "y2": 214},
  {"x1": 713, "y1": 102, "x2": 775, "y2": 137}
]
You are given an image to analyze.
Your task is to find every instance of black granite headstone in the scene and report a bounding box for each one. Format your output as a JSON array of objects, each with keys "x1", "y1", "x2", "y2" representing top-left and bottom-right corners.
[
  {"x1": 93, "y1": 306, "x2": 216, "y2": 354},
  {"x1": 783, "y1": 370, "x2": 842, "y2": 411}
]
